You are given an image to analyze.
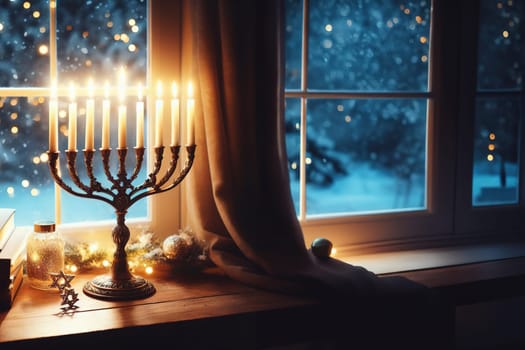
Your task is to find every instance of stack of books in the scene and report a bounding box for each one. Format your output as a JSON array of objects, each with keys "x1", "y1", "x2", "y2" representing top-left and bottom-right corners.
[{"x1": 0, "y1": 208, "x2": 26, "y2": 310}]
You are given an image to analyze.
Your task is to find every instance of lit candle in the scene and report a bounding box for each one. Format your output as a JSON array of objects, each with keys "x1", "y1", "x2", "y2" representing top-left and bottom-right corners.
[
  {"x1": 85, "y1": 78, "x2": 95, "y2": 150},
  {"x1": 187, "y1": 82, "x2": 195, "y2": 145},
  {"x1": 136, "y1": 83, "x2": 144, "y2": 148},
  {"x1": 171, "y1": 82, "x2": 180, "y2": 146},
  {"x1": 102, "y1": 81, "x2": 110, "y2": 149},
  {"x1": 68, "y1": 82, "x2": 77, "y2": 151},
  {"x1": 118, "y1": 68, "x2": 127, "y2": 149},
  {"x1": 155, "y1": 81, "x2": 164, "y2": 147},
  {"x1": 48, "y1": 81, "x2": 58, "y2": 152}
]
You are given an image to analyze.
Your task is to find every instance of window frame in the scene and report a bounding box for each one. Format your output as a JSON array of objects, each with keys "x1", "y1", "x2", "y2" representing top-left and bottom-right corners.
[
  {"x1": 286, "y1": 0, "x2": 525, "y2": 254},
  {"x1": 0, "y1": 1, "x2": 184, "y2": 240}
]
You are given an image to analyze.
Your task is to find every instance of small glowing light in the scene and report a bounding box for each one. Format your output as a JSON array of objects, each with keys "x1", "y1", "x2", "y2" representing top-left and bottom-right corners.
[
  {"x1": 6, "y1": 187, "x2": 14, "y2": 195},
  {"x1": 346, "y1": 19, "x2": 353, "y2": 26},
  {"x1": 107, "y1": 21, "x2": 113, "y2": 28},
  {"x1": 11, "y1": 126, "x2": 19, "y2": 134},
  {"x1": 488, "y1": 144, "x2": 495, "y2": 151},
  {"x1": 291, "y1": 162, "x2": 297, "y2": 170},
  {"x1": 102, "y1": 260, "x2": 111, "y2": 268},
  {"x1": 0, "y1": 23, "x2": 4, "y2": 31},
  {"x1": 32, "y1": 10, "x2": 40, "y2": 18},
  {"x1": 114, "y1": 33, "x2": 121, "y2": 41},
  {"x1": 487, "y1": 154, "x2": 494, "y2": 161},
  {"x1": 345, "y1": 115, "x2": 352, "y2": 123},
  {"x1": 30, "y1": 188, "x2": 40, "y2": 196},
  {"x1": 39, "y1": 26, "x2": 46, "y2": 33},
  {"x1": 404, "y1": 8, "x2": 410, "y2": 15},
  {"x1": 38, "y1": 44, "x2": 49, "y2": 55},
  {"x1": 305, "y1": 157, "x2": 312, "y2": 165},
  {"x1": 489, "y1": 132, "x2": 496, "y2": 140},
  {"x1": 145, "y1": 266, "x2": 153, "y2": 274},
  {"x1": 502, "y1": 30, "x2": 509, "y2": 38},
  {"x1": 40, "y1": 153, "x2": 49, "y2": 162},
  {"x1": 322, "y1": 39, "x2": 333, "y2": 49},
  {"x1": 31, "y1": 252, "x2": 40, "y2": 262},
  {"x1": 59, "y1": 109, "x2": 67, "y2": 118},
  {"x1": 120, "y1": 33, "x2": 130, "y2": 43},
  {"x1": 295, "y1": 122, "x2": 300, "y2": 130},
  {"x1": 387, "y1": 20, "x2": 394, "y2": 28},
  {"x1": 330, "y1": 247, "x2": 337, "y2": 256},
  {"x1": 337, "y1": 104, "x2": 344, "y2": 112},
  {"x1": 10, "y1": 98, "x2": 18, "y2": 106},
  {"x1": 50, "y1": 0, "x2": 56, "y2": 9},
  {"x1": 415, "y1": 16, "x2": 423, "y2": 24},
  {"x1": 32, "y1": 156, "x2": 40, "y2": 164},
  {"x1": 421, "y1": 55, "x2": 428, "y2": 63},
  {"x1": 131, "y1": 25, "x2": 139, "y2": 33},
  {"x1": 419, "y1": 36, "x2": 427, "y2": 44},
  {"x1": 66, "y1": 24, "x2": 73, "y2": 31},
  {"x1": 82, "y1": 31, "x2": 89, "y2": 38},
  {"x1": 497, "y1": 2, "x2": 503, "y2": 9},
  {"x1": 21, "y1": 179, "x2": 30, "y2": 188},
  {"x1": 325, "y1": 24, "x2": 333, "y2": 32},
  {"x1": 85, "y1": 59, "x2": 92, "y2": 67},
  {"x1": 70, "y1": 265, "x2": 78, "y2": 273},
  {"x1": 23, "y1": 1, "x2": 31, "y2": 9},
  {"x1": 128, "y1": 44, "x2": 137, "y2": 52},
  {"x1": 88, "y1": 243, "x2": 99, "y2": 254},
  {"x1": 128, "y1": 18, "x2": 136, "y2": 26},
  {"x1": 393, "y1": 17, "x2": 399, "y2": 24},
  {"x1": 10, "y1": 112, "x2": 18, "y2": 120}
]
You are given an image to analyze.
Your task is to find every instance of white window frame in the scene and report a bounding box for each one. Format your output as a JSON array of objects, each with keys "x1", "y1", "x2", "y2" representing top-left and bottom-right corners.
[
  {"x1": 287, "y1": 0, "x2": 525, "y2": 254},
  {"x1": 0, "y1": 1, "x2": 185, "y2": 242}
]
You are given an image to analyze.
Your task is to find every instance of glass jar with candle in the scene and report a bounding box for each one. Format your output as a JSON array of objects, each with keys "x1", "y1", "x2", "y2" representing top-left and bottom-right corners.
[{"x1": 26, "y1": 221, "x2": 64, "y2": 290}]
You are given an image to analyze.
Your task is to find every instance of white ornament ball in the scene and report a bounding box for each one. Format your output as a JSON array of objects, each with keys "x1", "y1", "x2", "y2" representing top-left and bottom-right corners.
[{"x1": 162, "y1": 234, "x2": 190, "y2": 260}]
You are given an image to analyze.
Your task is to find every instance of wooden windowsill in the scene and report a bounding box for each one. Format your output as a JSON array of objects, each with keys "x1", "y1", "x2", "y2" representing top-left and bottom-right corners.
[{"x1": 1, "y1": 255, "x2": 525, "y2": 349}]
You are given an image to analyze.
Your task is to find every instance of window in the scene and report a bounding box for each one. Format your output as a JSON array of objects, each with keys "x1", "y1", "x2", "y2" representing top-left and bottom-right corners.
[
  {"x1": 0, "y1": 1, "x2": 183, "y2": 237},
  {"x1": 285, "y1": 0, "x2": 525, "y2": 251}
]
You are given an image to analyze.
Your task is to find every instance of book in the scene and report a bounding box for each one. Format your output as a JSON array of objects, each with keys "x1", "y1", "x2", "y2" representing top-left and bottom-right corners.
[
  {"x1": 0, "y1": 261, "x2": 24, "y2": 311},
  {"x1": 0, "y1": 208, "x2": 16, "y2": 252},
  {"x1": 0, "y1": 228, "x2": 28, "y2": 289}
]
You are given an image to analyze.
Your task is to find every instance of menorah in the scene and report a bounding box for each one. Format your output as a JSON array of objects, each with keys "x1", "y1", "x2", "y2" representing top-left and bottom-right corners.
[
  {"x1": 47, "y1": 144, "x2": 195, "y2": 300},
  {"x1": 46, "y1": 71, "x2": 196, "y2": 300}
]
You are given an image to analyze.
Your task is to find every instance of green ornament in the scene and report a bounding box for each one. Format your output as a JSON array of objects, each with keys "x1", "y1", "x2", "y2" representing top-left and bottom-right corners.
[{"x1": 311, "y1": 237, "x2": 333, "y2": 259}]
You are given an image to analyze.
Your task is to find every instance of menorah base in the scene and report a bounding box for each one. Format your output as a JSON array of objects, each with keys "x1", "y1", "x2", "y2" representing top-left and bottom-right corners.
[{"x1": 83, "y1": 274, "x2": 156, "y2": 301}]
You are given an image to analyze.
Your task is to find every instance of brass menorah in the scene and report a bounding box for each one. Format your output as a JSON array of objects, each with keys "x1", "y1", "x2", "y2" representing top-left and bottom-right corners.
[{"x1": 47, "y1": 144, "x2": 195, "y2": 300}]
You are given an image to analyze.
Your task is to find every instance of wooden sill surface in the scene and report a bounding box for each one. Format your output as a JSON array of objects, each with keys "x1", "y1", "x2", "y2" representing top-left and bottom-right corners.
[{"x1": 1, "y1": 256, "x2": 525, "y2": 348}]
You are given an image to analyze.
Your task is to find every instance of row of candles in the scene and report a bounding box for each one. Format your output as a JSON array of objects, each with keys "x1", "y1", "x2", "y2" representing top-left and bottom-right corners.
[{"x1": 48, "y1": 69, "x2": 195, "y2": 153}]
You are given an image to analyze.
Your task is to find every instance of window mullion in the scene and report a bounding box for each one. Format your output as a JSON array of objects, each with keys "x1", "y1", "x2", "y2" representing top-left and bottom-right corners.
[{"x1": 298, "y1": 0, "x2": 309, "y2": 221}]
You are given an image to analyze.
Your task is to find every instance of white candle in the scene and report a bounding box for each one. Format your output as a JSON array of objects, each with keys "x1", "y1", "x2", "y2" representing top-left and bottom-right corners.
[
  {"x1": 48, "y1": 81, "x2": 58, "y2": 152},
  {"x1": 171, "y1": 82, "x2": 180, "y2": 146},
  {"x1": 136, "y1": 83, "x2": 144, "y2": 148},
  {"x1": 68, "y1": 82, "x2": 77, "y2": 151},
  {"x1": 155, "y1": 81, "x2": 164, "y2": 147},
  {"x1": 118, "y1": 68, "x2": 127, "y2": 148},
  {"x1": 187, "y1": 82, "x2": 195, "y2": 145},
  {"x1": 85, "y1": 79, "x2": 95, "y2": 150},
  {"x1": 102, "y1": 81, "x2": 110, "y2": 149}
]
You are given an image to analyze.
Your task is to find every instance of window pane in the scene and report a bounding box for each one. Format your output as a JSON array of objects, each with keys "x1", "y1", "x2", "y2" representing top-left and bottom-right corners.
[
  {"x1": 284, "y1": 98, "x2": 301, "y2": 214},
  {"x1": 0, "y1": 97, "x2": 54, "y2": 224},
  {"x1": 472, "y1": 97, "x2": 520, "y2": 206},
  {"x1": 307, "y1": 0, "x2": 431, "y2": 91},
  {"x1": 0, "y1": 0, "x2": 50, "y2": 86},
  {"x1": 304, "y1": 98, "x2": 427, "y2": 216},
  {"x1": 477, "y1": 0, "x2": 525, "y2": 91},
  {"x1": 285, "y1": 0, "x2": 303, "y2": 90},
  {"x1": 57, "y1": 0, "x2": 147, "y2": 83}
]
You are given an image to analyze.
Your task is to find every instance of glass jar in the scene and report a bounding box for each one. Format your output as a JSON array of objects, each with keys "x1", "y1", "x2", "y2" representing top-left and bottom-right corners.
[{"x1": 26, "y1": 221, "x2": 64, "y2": 290}]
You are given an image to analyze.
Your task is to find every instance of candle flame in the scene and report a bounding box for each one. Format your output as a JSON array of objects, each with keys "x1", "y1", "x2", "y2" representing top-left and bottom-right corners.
[
  {"x1": 157, "y1": 80, "x2": 163, "y2": 98},
  {"x1": 138, "y1": 82, "x2": 143, "y2": 101},
  {"x1": 104, "y1": 80, "x2": 110, "y2": 99},
  {"x1": 119, "y1": 67, "x2": 126, "y2": 103},
  {"x1": 172, "y1": 81, "x2": 178, "y2": 98},
  {"x1": 69, "y1": 82, "x2": 76, "y2": 102},
  {"x1": 88, "y1": 78, "x2": 94, "y2": 98},
  {"x1": 187, "y1": 81, "x2": 193, "y2": 98}
]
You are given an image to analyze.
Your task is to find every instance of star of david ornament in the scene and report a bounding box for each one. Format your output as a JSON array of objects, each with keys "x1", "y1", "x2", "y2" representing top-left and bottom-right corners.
[{"x1": 49, "y1": 270, "x2": 79, "y2": 310}]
